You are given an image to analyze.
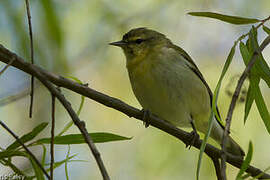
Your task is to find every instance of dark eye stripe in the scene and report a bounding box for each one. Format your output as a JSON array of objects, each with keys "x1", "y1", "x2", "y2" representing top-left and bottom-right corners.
[{"x1": 135, "y1": 39, "x2": 144, "y2": 44}]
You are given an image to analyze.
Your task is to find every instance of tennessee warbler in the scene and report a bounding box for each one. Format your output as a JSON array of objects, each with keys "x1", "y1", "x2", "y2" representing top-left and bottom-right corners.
[{"x1": 110, "y1": 27, "x2": 244, "y2": 157}]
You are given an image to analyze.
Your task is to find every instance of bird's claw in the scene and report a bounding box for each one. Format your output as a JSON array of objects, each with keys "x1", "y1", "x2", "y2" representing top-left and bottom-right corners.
[
  {"x1": 141, "y1": 109, "x2": 151, "y2": 128},
  {"x1": 185, "y1": 130, "x2": 200, "y2": 149}
]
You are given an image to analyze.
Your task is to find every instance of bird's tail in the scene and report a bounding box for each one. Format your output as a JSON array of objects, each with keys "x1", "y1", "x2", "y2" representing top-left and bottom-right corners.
[
  {"x1": 225, "y1": 136, "x2": 245, "y2": 157},
  {"x1": 210, "y1": 120, "x2": 245, "y2": 157}
]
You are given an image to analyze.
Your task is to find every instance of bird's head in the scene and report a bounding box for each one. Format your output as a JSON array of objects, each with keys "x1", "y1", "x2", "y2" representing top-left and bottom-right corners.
[{"x1": 110, "y1": 28, "x2": 170, "y2": 62}]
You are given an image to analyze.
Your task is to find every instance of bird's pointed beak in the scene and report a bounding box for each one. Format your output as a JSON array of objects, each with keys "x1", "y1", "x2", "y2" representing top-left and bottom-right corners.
[{"x1": 109, "y1": 40, "x2": 127, "y2": 47}]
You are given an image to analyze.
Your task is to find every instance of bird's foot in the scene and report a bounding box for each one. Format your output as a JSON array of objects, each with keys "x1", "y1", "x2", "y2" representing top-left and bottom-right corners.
[
  {"x1": 185, "y1": 130, "x2": 200, "y2": 149},
  {"x1": 141, "y1": 109, "x2": 151, "y2": 128}
]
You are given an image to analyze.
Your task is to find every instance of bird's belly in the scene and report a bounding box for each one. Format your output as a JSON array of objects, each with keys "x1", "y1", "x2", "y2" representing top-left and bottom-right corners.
[
  {"x1": 128, "y1": 60, "x2": 210, "y2": 128},
  {"x1": 132, "y1": 77, "x2": 190, "y2": 127}
]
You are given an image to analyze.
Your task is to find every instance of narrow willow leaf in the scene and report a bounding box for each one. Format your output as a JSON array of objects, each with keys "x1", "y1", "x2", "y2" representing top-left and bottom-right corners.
[
  {"x1": 65, "y1": 145, "x2": 71, "y2": 180},
  {"x1": 244, "y1": 85, "x2": 255, "y2": 123},
  {"x1": 196, "y1": 111, "x2": 214, "y2": 180},
  {"x1": 250, "y1": 27, "x2": 270, "y2": 87},
  {"x1": 212, "y1": 43, "x2": 236, "y2": 124},
  {"x1": 187, "y1": 12, "x2": 260, "y2": 25},
  {"x1": 239, "y1": 42, "x2": 251, "y2": 65},
  {"x1": 248, "y1": 27, "x2": 270, "y2": 133},
  {"x1": 263, "y1": 25, "x2": 270, "y2": 35},
  {"x1": 45, "y1": 155, "x2": 76, "y2": 171},
  {"x1": 41, "y1": 144, "x2": 46, "y2": 167},
  {"x1": 30, "y1": 157, "x2": 45, "y2": 180},
  {"x1": 7, "y1": 122, "x2": 48, "y2": 150},
  {"x1": 58, "y1": 95, "x2": 85, "y2": 136},
  {"x1": 242, "y1": 30, "x2": 270, "y2": 88},
  {"x1": 58, "y1": 76, "x2": 86, "y2": 136},
  {"x1": 239, "y1": 42, "x2": 255, "y2": 123},
  {"x1": 35, "y1": 132, "x2": 131, "y2": 145},
  {"x1": 236, "y1": 141, "x2": 253, "y2": 180},
  {"x1": 0, "y1": 150, "x2": 28, "y2": 160},
  {"x1": 253, "y1": 82, "x2": 270, "y2": 134},
  {"x1": 64, "y1": 75, "x2": 83, "y2": 84}
]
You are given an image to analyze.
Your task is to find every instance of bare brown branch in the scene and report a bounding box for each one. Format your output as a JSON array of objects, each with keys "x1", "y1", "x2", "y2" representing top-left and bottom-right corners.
[
  {"x1": 0, "y1": 44, "x2": 269, "y2": 179},
  {"x1": 24, "y1": 0, "x2": 35, "y2": 118},
  {"x1": 50, "y1": 95, "x2": 55, "y2": 180},
  {"x1": 0, "y1": 56, "x2": 14, "y2": 76}
]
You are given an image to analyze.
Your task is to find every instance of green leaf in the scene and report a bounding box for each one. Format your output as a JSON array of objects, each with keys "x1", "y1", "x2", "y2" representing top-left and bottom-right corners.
[
  {"x1": 7, "y1": 122, "x2": 48, "y2": 150},
  {"x1": 65, "y1": 145, "x2": 71, "y2": 180},
  {"x1": 239, "y1": 42, "x2": 255, "y2": 123},
  {"x1": 239, "y1": 42, "x2": 252, "y2": 65},
  {"x1": 244, "y1": 85, "x2": 255, "y2": 124},
  {"x1": 0, "y1": 150, "x2": 28, "y2": 160},
  {"x1": 252, "y1": 81, "x2": 270, "y2": 134},
  {"x1": 41, "y1": 144, "x2": 47, "y2": 167},
  {"x1": 236, "y1": 141, "x2": 253, "y2": 180},
  {"x1": 246, "y1": 28, "x2": 270, "y2": 133},
  {"x1": 212, "y1": 43, "x2": 236, "y2": 124},
  {"x1": 263, "y1": 25, "x2": 270, "y2": 35},
  {"x1": 64, "y1": 76, "x2": 83, "y2": 84},
  {"x1": 30, "y1": 156, "x2": 45, "y2": 180},
  {"x1": 187, "y1": 12, "x2": 260, "y2": 25},
  {"x1": 58, "y1": 76, "x2": 86, "y2": 136},
  {"x1": 58, "y1": 95, "x2": 85, "y2": 136},
  {"x1": 196, "y1": 111, "x2": 214, "y2": 180},
  {"x1": 35, "y1": 132, "x2": 131, "y2": 145},
  {"x1": 240, "y1": 28, "x2": 270, "y2": 124},
  {"x1": 249, "y1": 27, "x2": 270, "y2": 87},
  {"x1": 45, "y1": 154, "x2": 77, "y2": 170}
]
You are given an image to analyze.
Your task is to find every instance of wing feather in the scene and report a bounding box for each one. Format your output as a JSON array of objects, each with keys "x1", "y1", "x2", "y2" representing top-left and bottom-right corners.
[{"x1": 169, "y1": 44, "x2": 225, "y2": 129}]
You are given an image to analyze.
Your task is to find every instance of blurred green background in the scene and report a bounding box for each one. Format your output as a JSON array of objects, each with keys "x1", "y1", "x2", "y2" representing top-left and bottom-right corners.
[{"x1": 0, "y1": 0, "x2": 270, "y2": 179}]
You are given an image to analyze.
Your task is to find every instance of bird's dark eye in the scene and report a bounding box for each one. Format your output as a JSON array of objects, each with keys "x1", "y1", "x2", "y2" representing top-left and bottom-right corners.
[{"x1": 135, "y1": 39, "x2": 144, "y2": 44}]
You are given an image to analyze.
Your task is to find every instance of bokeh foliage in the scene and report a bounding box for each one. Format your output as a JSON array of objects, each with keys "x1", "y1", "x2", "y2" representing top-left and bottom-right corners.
[{"x1": 0, "y1": 0, "x2": 270, "y2": 179}]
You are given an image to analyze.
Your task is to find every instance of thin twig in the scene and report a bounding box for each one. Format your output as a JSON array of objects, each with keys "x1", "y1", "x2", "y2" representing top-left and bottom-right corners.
[
  {"x1": 0, "y1": 57, "x2": 14, "y2": 76},
  {"x1": 50, "y1": 95, "x2": 55, "y2": 180},
  {"x1": 221, "y1": 34, "x2": 270, "y2": 178},
  {"x1": 236, "y1": 15, "x2": 270, "y2": 43},
  {"x1": 25, "y1": 0, "x2": 35, "y2": 118},
  {"x1": 0, "y1": 44, "x2": 269, "y2": 179},
  {"x1": 0, "y1": 120, "x2": 50, "y2": 179}
]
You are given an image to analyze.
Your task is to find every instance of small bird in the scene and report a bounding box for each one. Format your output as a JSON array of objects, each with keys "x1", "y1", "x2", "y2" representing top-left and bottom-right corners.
[{"x1": 110, "y1": 27, "x2": 244, "y2": 157}]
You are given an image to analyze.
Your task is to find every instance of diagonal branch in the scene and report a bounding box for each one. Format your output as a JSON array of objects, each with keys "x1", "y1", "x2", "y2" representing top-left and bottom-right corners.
[
  {"x1": 0, "y1": 56, "x2": 15, "y2": 76},
  {"x1": 0, "y1": 44, "x2": 270, "y2": 179}
]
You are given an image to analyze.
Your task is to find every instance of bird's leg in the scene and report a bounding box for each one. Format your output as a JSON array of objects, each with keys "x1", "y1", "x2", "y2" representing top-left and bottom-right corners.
[
  {"x1": 185, "y1": 118, "x2": 200, "y2": 149},
  {"x1": 141, "y1": 109, "x2": 151, "y2": 128}
]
